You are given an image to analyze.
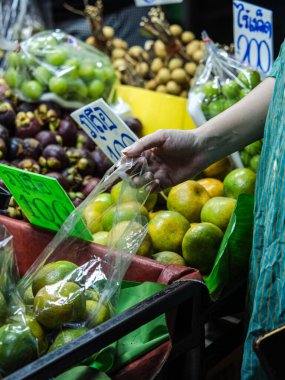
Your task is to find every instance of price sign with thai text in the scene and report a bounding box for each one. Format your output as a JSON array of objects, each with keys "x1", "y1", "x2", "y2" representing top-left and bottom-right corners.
[
  {"x1": 135, "y1": 0, "x2": 182, "y2": 6},
  {"x1": 233, "y1": 0, "x2": 273, "y2": 74},
  {"x1": 71, "y1": 98, "x2": 138, "y2": 164},
  {"x1": 0, "y1": 165, "x2": 75, "y2": 232}
]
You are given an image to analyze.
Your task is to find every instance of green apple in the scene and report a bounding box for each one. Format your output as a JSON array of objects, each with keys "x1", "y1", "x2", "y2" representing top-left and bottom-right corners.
[
  {"x1": 49, "y1": 76, "x2": 68, "y2": 95},
  {"x1": 21, "y1": 80, "x2": 43, "y2": 100},
  {"x1": 88, "y1": 79, "x2": 104, "y2": 99}
]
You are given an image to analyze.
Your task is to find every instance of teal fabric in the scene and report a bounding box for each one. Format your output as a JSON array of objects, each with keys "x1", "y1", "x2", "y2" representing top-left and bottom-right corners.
[{"x1": 241, "y1": 42, "x2": 285, "y2": 379}]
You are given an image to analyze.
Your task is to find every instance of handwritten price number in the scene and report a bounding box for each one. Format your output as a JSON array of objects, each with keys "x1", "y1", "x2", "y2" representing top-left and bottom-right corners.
[
  {"x1": 234, "y1": 2, "x2": 272, "y2": 73},
  {"x1": 3, "y1": 170, "x2": 70, "y2": 228},
  {"x1": 78, "y1": 106, "x2": 136, "y2": 162}
]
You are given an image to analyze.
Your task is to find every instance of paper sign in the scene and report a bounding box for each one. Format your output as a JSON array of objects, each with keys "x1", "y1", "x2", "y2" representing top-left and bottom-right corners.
[
  {"x1": 0, "y1": 165, "x2": 75, "y2": 232},
  {"x1": 135, "y1": 0, "x2": 182, "y2": 6},
  {"x1": 71, "y1": 98, "x2": 138, "y2": 164},
  {"x1": 233, "y1": 0, "x2": 273, "y2": 74}
]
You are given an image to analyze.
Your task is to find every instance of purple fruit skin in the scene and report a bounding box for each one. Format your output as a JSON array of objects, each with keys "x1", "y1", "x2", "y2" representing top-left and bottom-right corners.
[
  {"x1": 58, "y1": 118, "x2": 77, "y2": 147},
  {"x1": 35, "y1": 131, "x2": 58, "y2": 148}
]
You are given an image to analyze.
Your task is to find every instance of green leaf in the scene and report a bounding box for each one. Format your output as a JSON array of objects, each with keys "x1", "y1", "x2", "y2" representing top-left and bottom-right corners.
[{"x1": 206, "y1": 194, "x2": 254, "y2": 300}]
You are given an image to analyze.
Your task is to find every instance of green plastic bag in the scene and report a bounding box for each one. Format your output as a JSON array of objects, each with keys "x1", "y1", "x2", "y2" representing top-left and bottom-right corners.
[{"x1": 206, "y1": 194, "x2": 254, "y2": 300}]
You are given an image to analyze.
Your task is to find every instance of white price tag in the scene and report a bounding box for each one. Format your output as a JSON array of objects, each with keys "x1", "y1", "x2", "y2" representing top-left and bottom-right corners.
[
  {"x1": 135, "y1": 0, "x2": 182, "y2": 7},
  {"x1": 71, "y1": 99, "x2": 138, "y2": 164},
  {"x1": 233, "y1": 0, "x2": 273, "y2": 74}
]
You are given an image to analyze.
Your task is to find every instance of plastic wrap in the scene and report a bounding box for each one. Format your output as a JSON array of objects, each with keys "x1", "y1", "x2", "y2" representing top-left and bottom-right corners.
[
  {"x1": 15, "y1": 157, "x2": 153, "y2": 362},
  {"x1": 188, "y1": 31, "x2": 261, "y2": 126},
  {"x1": 0, "y1": 0, "x2": 44, "y2": 69},
  {"x1": 0, "y1": 224, "x2": 39, "y2": 377},
  {"x1": 4, "y1": 30, "x2": 117, "y2": 108}
]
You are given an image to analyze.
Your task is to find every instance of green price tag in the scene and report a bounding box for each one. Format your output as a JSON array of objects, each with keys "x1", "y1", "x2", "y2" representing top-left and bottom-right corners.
[{"x1": 0, "y1": 164, "x2": 75, "y2": 232}]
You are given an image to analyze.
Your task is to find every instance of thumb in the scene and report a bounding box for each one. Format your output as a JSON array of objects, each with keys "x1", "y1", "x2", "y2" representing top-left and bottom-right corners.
[{"x1": 122, "y1": 131, "x2": 167, "y2": 157}]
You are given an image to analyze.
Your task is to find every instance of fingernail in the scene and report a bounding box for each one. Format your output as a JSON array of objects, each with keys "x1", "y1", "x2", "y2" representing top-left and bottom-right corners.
[{"x1": 122, "y1": 147, "x2": 131, "y2": 155}]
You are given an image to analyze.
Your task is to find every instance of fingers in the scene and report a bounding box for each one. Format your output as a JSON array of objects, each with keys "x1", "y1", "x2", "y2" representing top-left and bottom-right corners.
[{"x1": 122, "y1": 130, "x2": 167, "y2": 157}]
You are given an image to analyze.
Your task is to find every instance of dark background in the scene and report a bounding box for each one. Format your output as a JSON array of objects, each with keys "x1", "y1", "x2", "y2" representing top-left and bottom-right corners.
[{"x1": 42, "y1": 1, "x2": 284, "y2": 57}]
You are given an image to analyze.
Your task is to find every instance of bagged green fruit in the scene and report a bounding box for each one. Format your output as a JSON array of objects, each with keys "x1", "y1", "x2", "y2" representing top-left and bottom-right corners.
[
  {"x1": 188, "y1": 31, "x2": 261, "y2": 126},
  {"x1": 4, "y1": 30, "x2": 117, "y2": 108}
]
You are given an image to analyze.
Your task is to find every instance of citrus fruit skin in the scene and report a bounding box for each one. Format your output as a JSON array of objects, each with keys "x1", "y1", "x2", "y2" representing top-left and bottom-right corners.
[
  {"x1": 182, "y1": 222, "x2": 223, "y2": 274},
  {"x1": 25, "y1": 315, "x2": 48, "y2": 355},
  {"x1": 223, "y1": 168, "x2": 256, "y2": 199},
  {"x1": 85, "y1": 193, "x2": 113, "y2": 215},
  {"x1": 85, "y1": 289, "x2": 99, "y2": 302},
  {"x1": 32, "y1": 261, "x2": 78, "y2": 296},
  {"x1": 92, "y1": 231, "x2": 109, "y2": 246},
  {"x1": 167, "y1": 180, "x2": 210, "y2": 223},
  {"x1": 201, "y1": 197, "x2": 237, "y2": 231},
  {"x1": 197, "y1": 178, "x2": 224, "y2": 198},
  {"x1": 0, "y1": 290, "x2": 7, "y2": 324},
  {"x1": 85, "y1": 300, "x2": 110, "y2": 327},
  {"x1": 48, "y1": 327, "x2": 88, "y2": 352},
  {"x1": 152, "y1": 251, "x2": 186, "y2": 266},
  {"x1": 109, "y1": 221, "x2": 153, "y2": 257},
  {"x1": 148, "y1": 211, "x2": 189, "y2": 252},
  {"x1": 101, "y1": 201, "x2": 148, "y2": 231},
  {"x1": 23, "y1": 286, "x2": 34, "y2": 306},
  {"x1": 34, "y1": 281, "x2": 86, "y2": 329},
  {"x1": 203, "y1": 158, "x2": 231, "y2": 180},
  {"x1": 0, "y1": 323, "x2": 38, "y2": 376}
]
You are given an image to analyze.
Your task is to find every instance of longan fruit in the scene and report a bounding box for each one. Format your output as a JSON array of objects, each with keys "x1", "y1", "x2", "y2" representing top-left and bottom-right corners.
[
  {"x1": 170, "y1": 24, "x2": 183, "y2": 37},
  {"x1": 157, "y1": 68, "x2": 171, "y2": 84},
  {"x1": 136, "y1": 62, "x2": 149, "y2": 77},
  {"x1": 151, "y1": 58, "x2": 164, "y2": 74},
  {"x1": 171, "y1": 68, "x2": 187, "y2": 84},
  {"x1": 181, "y1": 31, "x2": 195, "y2": 44},
  {"x1": 180, "y1": 90, "x2": 188, "y2": 98},
  {"x1": 185, "y1": 62, "x2": 197, "y2": 76},
  {"x1": 144, "y1": 79, "x2": 158, "y2": 90},
  {"x1": 112, "y1": 48, "x2": 126, "y2": 60},
  {"x1": 154, "y1": 40, "x2": 166, "y2": 59},
  {"x1": 156, "y1": 84, "x2": 167, "y2": 93},
  {"x1": 112, "y1": 38, "x2": 128, "y2": 49},
  {"x1": 192, "y1": 50, "x2": 204, "y2": 63},
  {"x1": 103, "y1": 26, "x2": 115, "y2": 39},
  {"x1": 186, "y1": 40, "x2": 201, "y2": 56},
  {"x1": 168, "y1": 58, "x2": 183, "y2": 71},
  {"x1": 129, "y1": 45, "x2": 143, "y2": 58},
  {"x1": 166, "y1": 81, "x2": 181, "y2": 95},
  {"x1": 86, "y1": 36, "x2": 95, "y2": 46},
  {"x1": 112, "y1": 58, "x2": 126, "y2": 70}
]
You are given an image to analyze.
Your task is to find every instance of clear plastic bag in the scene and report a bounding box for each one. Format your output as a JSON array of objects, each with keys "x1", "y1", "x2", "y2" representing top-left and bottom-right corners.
[
  {"x1": 188, "y1": 31, "x2": 261, "y2": 126},
  {"x1": 16, "y1": 157, "x2": 153, "y2": 358},
  {"x1": 4, "y1": 30, "x2": 117, "y2": 108},
  {"x1": 0, "y1": 224, "x2": 39, "y2": 377},
  {"x1": 188, "y1": 32, "x2": 262, "y2": 168},
  {"x1": 0, "y1": 0, "x2": 45, "y2": 69}
]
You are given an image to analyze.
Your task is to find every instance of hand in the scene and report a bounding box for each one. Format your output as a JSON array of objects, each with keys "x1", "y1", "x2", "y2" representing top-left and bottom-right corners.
[{"x1": 122, "y1": 129, "x2": 211, "y2": 190}]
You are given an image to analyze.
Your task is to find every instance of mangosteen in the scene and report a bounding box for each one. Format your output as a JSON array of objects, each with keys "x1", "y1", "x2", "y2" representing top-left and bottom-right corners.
[
  {"x1": 0, "y1": 138, "x2": 7, "y2": 160},
  {"x1": 8, "y1": 137, "x2": 24, "y2": 160},
  {"x1": 90, "y1": 149, "x2": 112, "y2": 177},
  {"x1": 76, "y1": 130, "x2": 96, "y2": 151},
  {"x1": 69, "y1": 191, "x2": 85, "y2": 207},
  {"x1": 123, "y1": 116, "x2": 143, "y2": 137},
  {"x1": 35, "y1": 130, "x2": 58, "y2": 148},
  {"x1": 62, "y1": 167, "x2": 83, "y2": 191},
  {"x1": 39, "y1": 144, "x2": 69, "y2": 170},
  {"x1": 46, "y1": 172, "x2": 70, "y2": 191},
  {"x1": 57, "y1": 118, "x2": 77, "y2": 147},
  {"x1": 0, "y1": 125, "x2": 9, "y2": 144},
  {"x1": 23, "y1": 138, "x2": 42, "y2": 159},
  {"x1": 17, "y1": 158, "x2": 40, "y2": 173},
  {"x1": 82, "y1": 176, "x2": 100, "y2": 197},
  {"x1": 0, "y1": 102, "x2": 16, "y2": 130},
  {"x1": 15, "y1": 111, "x2": 41, "y2": 138},
  {"x1": 67, "y1": 148, "x2": 95, "y2": 175},
  {"x1": 35, "y1": 102, "x2": 60, "y2": 128}
]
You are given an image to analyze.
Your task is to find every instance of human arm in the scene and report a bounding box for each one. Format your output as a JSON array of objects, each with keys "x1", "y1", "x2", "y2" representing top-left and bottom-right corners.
[{"x1": 122, "y1": 77, "x2": 275, "y2": 189}]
